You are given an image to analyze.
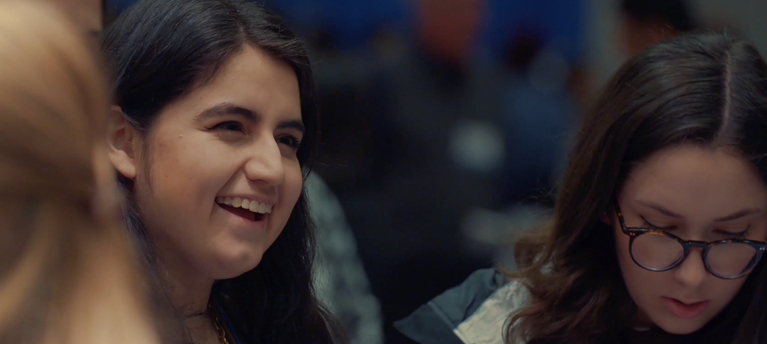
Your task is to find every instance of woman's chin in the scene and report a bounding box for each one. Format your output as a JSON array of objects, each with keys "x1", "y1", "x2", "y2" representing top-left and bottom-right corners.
[
  {"x1": 209, "y1": 249, "x2": 264, "y2": 280},
  {"x1": 652, "y1": 315, "x2": 708, "y2": 336}
]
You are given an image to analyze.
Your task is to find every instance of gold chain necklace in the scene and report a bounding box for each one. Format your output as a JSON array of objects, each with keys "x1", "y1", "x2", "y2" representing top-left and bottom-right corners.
[{"x1": 212, "y1": 314, "x2": 229, "y2": 344}]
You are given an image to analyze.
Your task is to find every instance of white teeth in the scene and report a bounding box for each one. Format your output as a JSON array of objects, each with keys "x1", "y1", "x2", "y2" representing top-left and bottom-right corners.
[
  {"x1": 215, "y1": 196, "x2": 274, "y2": 215},
  {"x1": 216, "y1": 197, "x2": 274, "y2": 214}
]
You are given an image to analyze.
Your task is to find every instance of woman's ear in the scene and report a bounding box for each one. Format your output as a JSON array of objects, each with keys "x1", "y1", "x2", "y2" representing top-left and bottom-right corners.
[{"x1": 106, "y1": 105, "x2": 140, "y2": 180}]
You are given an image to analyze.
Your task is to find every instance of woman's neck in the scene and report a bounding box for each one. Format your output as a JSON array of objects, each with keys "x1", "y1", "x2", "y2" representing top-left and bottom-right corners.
[
  {"x1": 622, "y1": 327, "x2": 682, "y2": 344},
  {"x1": 157, "y1": 256, "x2": 213, "y2": 315},
  {"x1": 156, "y1": 259, "x2": 218, "y2": 343}
]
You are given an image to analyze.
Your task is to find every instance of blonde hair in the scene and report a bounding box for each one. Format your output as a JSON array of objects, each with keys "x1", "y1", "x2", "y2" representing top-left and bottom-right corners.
[{"x1": 0, "y1": 2, "x2": 159, "y2": 343}]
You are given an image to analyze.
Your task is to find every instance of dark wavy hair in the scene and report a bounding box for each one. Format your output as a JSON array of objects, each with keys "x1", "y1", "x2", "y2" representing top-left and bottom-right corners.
[
  {"x1": 102, "y1": 1, "x2": 343, "y2": 343},
  {"x1": 506, "y1": 33, "x2": 767, "y2": 344}
]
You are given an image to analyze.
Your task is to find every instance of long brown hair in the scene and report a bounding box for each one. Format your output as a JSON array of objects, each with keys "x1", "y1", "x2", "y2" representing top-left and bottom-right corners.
[
  {"x1": 506, "y1": 33, "x2": 767, "y2": 344},
  {"x1": 103, "y1": 1, "x2": 344, "y2": 343},
  {"x1": 0, "y1": 2, "x2": 158, "y2": 343}
]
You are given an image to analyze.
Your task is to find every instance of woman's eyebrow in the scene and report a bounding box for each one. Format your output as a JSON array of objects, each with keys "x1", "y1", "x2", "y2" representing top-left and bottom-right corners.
[
  {"x1": 194, "y1": 103, "x2": 304, "y2": 133},
  {"x1": 195, "y1": 102, "x2": 258, "y2": 122},
  {"x1": 637, "y1": 200, "x2": 762, "y2": 221},
  {"x1": 636, "y1": 200, "x2": 682, "y2": 218},
  {"x1": 713, "y1": 209, "x2": 763, "y2": 222},
  {"x1": 276, "y1": 120, "x2": 304, "y2": 133}
]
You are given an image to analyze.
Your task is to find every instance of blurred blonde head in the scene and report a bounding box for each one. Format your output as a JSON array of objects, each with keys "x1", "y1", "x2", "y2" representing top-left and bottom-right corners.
[{"x1": 0, "y1": 2, "x2": 158, "y2": 343}]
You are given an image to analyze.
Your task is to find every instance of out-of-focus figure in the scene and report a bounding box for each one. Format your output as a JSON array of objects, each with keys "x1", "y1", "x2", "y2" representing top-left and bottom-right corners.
[
  {"x1": 619, "y1": 0, "x2": 694, "y2": 58},
  {"x1": 307, "y1": 174, "x2": 384, "y2": 344},
  {"x1": 335, "y1": 0, "x2": 505, "y2": 341},
  {"x1": 49, "y1": 0, "x2": 103, "y2": 37},
  {"x1": 0, "y1": 2, "x2": 158, "y2": 343}
]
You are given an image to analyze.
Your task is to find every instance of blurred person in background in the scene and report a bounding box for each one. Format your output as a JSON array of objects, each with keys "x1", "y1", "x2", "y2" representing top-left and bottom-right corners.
[
  {"x1": 306, "y1": 173, "x2": 384, "y2": 344},
  {"x1": 619, "y1": 0, "x2": 695, "y2": 59},
  {"x1": 50, "y1": 0, "x2": 103, "y2": 37},
  {"x1": 103, "y1": 0, "x2": 347, "y2": 343},
  {"x1": 0, "y1": 1, "x2": 158, "y2": 343},
  {"x1": 489, "y1": 0, "x2": 696, "y2": 213},
  {"x1": 333, "y1": 0, "x2": 506, "y2": 341}
]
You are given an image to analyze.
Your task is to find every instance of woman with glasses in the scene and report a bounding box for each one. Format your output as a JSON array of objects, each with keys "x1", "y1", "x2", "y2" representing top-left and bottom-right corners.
[{"x1": 396, "y1": 33, "x2": 767, "y2": 344}]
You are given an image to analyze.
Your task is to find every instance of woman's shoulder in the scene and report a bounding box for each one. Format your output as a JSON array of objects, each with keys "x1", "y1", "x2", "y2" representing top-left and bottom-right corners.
[{"x1": 394, "y1": 268, "x2": 530, "y2": 344}]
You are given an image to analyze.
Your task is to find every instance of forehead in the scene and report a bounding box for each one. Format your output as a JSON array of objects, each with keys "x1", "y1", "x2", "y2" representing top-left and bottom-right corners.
[
  {"x1": 153, "y1": 44, "x2": 301, "y2": 128},
  {"x1": 620, "y1": 144, "x2": 767, "y2": 213},
  {"x1": 196, "y1": 44, "x2": 299, "y2": 105}
]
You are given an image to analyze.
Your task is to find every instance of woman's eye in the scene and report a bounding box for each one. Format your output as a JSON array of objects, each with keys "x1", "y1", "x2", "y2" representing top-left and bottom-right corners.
[
  {"x1": 277, "y1": 135, "x2": 301, "y2": 149},
  {"x1": 641, "y1": 217, "x2": 676, "y2": 231},
  {"x1": 210, "y1": 121, "x2": 244, "y2": 133},
  {"x1": 718, "y1": 227, "x2": 750, "y2": 240}
]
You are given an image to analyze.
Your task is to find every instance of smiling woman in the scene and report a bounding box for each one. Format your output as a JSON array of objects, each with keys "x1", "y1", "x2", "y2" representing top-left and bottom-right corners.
[
  {"x1": 113, "y1": 43, "x2": 306, "y2": 283},
  {"x1": 102, "y1": 1, "x2": 343, "y2": 343}
]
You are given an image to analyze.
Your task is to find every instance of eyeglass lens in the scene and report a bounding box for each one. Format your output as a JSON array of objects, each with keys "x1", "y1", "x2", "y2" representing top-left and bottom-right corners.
[{"x1": 631, "y1": 233, "x2": 759, "y2": 278}]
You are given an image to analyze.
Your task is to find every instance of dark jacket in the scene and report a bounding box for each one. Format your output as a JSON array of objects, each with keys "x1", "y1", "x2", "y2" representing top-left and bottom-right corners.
[{"x1": 394, "y1": 269, "x2": 529, "y2": 344}]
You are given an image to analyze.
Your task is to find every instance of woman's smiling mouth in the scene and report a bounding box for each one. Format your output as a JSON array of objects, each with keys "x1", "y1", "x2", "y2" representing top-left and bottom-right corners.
[{"x1": 216, "y1": 196, "x2": 273, "y2": 222}]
